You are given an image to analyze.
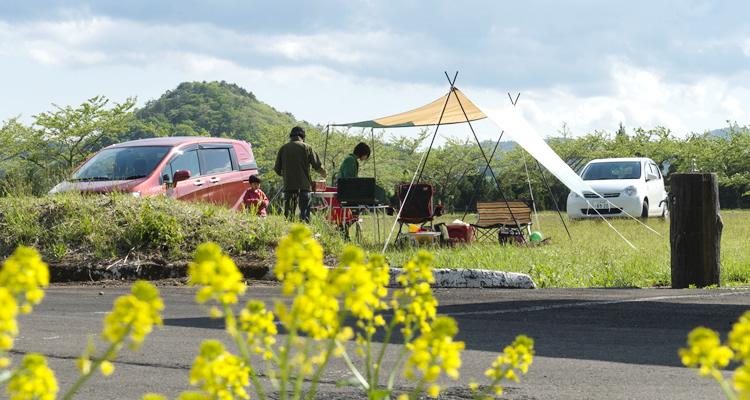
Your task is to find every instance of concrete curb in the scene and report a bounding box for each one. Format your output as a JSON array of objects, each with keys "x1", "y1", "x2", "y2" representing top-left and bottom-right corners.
[{"x1": 388, "y1": 268, "x2": 536, "y2": 289}]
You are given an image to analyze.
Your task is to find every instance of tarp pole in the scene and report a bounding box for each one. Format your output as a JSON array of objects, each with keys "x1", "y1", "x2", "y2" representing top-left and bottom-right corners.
[
  {"x1": 462, "y1": 131, "x2": 503, "y2": 221},
  {"x1": 382, "y1": 72, "x2": 458, "y2": 253},
  {"x1": 371, "y1": 127, "x2": 376, "y2": 181},
  {"x1": 535, "y1": 159, "x2": 572, "y2": 240},
  {"x1": 323, "y1": 125, "x2": 330, "y2": 184},
  {"x1": 450, "y1": 78, "x2": 527, "y2": 244}
]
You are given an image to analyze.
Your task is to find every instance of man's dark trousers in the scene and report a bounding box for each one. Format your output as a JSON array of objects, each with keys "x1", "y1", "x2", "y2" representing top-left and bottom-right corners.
[{"x1": 284, "y1": 190, "x2": 311, "y2": 222}]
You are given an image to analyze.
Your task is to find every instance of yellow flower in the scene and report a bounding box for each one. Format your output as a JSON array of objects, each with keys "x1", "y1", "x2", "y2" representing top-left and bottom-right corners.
[
  {"x1": 392, "y1": 251, "x2": 437, "y2": 338},
  {"x1": 273, "y1": 225, "x2": 343, "y2": 340},
  {"x1": 483, "y1": 334, "x2": 535, "y2": 395},
  {"x1": 730, "y1": 311, "x2": 750, "y2": 361},
  {"x1": 177, "y1": 392, "x2": 212, "y2": 400},
  {"x1": 188, "y1": 242, "x2": 246, "y2": 305},
  {"x1": 734, "y1": 360, "x2": 750, "y2": 397},
  {"x1": 100, "y1": 360, "x2": 115, "y2": 376},
  {"x1": 331, "y1": 247, "x2": 390, "y2": 324},
  {"x1": 76, "y1": 357, "x2": 92, "y2": 375},
  {"x1": 0, "y1": 246, "x2": 49, "y2": 313},
  {"x1": 142, "y1": 394, "x2": 168, "y2": 400},
  {"x1": 679, "y1": 326, "x2": 733, "y2": 378},
  {"x1": 404, "y1": 316, "x2": 464, "y2": 384},
  {"x1": 240, "y1": 300, "x2": 277, "y2": 356},
  {"x1": 427, "y1": 384, "x2": 440, "y2": 398},
  {"x1": 6, "y1": 353, "x2": 58, "y2": 400},
  {"x1": 0, "y1": 287, "x2": 19, "y2": 351},
  {"x1": 189, "y1": 340, "x2": 250, "y2": 400},
  {"x1": 102, "y1": 281, "x2": 163, "y2": 349},
  {"x1": 274, "y1": 224, "x2": 326, "y2": 296}
]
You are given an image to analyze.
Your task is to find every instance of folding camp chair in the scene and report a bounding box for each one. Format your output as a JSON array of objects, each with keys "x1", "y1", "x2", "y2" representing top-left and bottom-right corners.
[
  {"x1": 471, "y1": 200, "x2": 533, "y2": 244},
  {"x1": 395, "y1": 183, "x2": 434, "y2": 239}
]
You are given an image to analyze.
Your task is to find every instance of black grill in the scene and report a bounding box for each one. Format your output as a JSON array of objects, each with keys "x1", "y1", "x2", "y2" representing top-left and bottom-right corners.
[
  {"x1": 583, "y1": 193, "x2": 620, "y2": 198},
  {"x1": 581, "y1": 208, "x2": 622, "y2": 215}
]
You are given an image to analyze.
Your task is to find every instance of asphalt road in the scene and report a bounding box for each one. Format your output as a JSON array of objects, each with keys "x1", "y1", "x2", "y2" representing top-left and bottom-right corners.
[{"x1": 13, "y1": 284, "x2": 750, "y2": 399}]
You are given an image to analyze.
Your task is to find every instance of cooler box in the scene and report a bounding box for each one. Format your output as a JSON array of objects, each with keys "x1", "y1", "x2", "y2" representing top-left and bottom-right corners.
[{"x1": 446, "y1": 224, "x2": 474, "y2": 242}]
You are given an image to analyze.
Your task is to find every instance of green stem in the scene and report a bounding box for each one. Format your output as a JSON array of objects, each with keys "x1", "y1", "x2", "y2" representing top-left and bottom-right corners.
[
  {"x1": 279, "y1": 312, "x2": 299, "y2": 400},
  {"x1": 386, "y1": 326, "x2": 414, "y2": 391},
  {"x1": 223, "y1": 304, "x2": 266, "y2": 400},
  {"x1": 336, "y1": 340, "x2": 369, "y2": 389},
  {"x1": 305, "y1": 338, "x2": 336, "y2": 400},
  {"x1": 473, "y1": 375, "x2": 504, "y2": 400},
  {"x1": 373, "y1": 317, "x2": 398, "y2": 387},
  {"x1": 715, "y1": 374, "x2": 738, "y2": 400},
  {"x1": 365, "y1": 329, "x2": 373, "y2": 389},
  {"x1": 292, "y1": 338, "x2": 313, "y2": 399},
  {"x1": 62, "y1": 340, "x2": 121, "y2": 400},
  {"x1": 409, "y1": 378, "x2": 425, "y2": 400}
]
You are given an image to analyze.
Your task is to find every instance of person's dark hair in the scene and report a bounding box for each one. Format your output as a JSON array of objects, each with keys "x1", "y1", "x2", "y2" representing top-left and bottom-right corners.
[
  {"x1": 248, "y1": 175, "x2": 261, "y2": 184},
  {"x1": 353, "y1": 142, "x2": 371, "y2": 158},
  {"x1": 290, "y1": 126, "x2": 306, "y2": 139}
]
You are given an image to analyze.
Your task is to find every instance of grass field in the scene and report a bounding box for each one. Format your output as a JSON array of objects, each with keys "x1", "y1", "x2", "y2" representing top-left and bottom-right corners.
[
  {"x1": 1, "y1": 194, "x2": 747, "y2": 288},
  {"x1": 347, "y1": 210, "x2": 750, "y2": 288}
]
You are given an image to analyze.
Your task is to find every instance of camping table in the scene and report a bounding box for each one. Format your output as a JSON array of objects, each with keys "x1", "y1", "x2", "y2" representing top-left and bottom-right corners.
[
  {"x1": 341, "y1": 205, "x2": 390, "y2": 246},
  {"x1": 310, "y1": 191, "x2": 337, "y2": 217}
]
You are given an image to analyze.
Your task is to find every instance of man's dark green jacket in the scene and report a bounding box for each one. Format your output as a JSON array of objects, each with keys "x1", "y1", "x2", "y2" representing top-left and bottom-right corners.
[{"x1": 274, "y1": 137, "x2": 325, "y2": 191}]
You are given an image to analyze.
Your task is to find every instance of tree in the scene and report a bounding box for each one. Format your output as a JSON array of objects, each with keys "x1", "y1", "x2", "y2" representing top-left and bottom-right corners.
[{"x1": 26, "y1": 96, "x2": 136, "y2": 174}]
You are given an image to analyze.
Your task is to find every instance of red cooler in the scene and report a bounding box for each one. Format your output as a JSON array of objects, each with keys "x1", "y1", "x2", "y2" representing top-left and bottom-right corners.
[{"x1": 446, "y1": 224, "x2": 474, "y2": 242}]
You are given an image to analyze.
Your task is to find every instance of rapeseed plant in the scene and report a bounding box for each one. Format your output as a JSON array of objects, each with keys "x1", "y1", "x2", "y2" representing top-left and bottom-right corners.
[
  {"x1": 0, "y1": 225, "x2": 534, "y2": 400},
  {"x1": 681, "y1": 310, "x2": 750, "y2": 399}
]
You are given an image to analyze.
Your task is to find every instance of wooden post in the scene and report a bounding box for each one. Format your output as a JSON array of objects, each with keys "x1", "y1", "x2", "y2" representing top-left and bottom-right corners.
[{"x1": 670, "y1": 173, "x2": 723, "y2": 288}]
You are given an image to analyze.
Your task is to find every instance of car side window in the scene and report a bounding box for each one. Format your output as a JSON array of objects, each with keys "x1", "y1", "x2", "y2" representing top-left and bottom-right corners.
[
  {"x1": 651, "y1": 163, "x2": 662, "y2": 178},
  {"x1": 169, "y1": 150, "x2": 201, "y2": 179},
  {"x1": 200, "y1": 148, "x2": 232, "y2": 175}
]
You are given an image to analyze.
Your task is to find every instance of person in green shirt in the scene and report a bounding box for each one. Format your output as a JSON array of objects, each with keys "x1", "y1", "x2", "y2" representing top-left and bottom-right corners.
[{"x1": 338, "y1": 142, "x2": 371, "y2": 179}]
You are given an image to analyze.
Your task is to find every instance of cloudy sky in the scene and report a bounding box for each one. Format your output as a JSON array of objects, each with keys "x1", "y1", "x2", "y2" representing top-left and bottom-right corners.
[{"x1": 1, "y1": 0, "x2": 749, "y2": 140}]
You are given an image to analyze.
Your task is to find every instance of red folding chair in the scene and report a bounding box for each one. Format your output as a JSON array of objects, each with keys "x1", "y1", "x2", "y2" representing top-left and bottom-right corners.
[{"x1": 395, "y1": 183, "x2": 434, "y2": 239}]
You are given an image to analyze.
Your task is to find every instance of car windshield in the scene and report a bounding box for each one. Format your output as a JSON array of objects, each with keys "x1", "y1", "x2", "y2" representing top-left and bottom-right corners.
[
  {"x1": 581, "y1": 161, "x2": 642, "y2": 180},
  {"x1": 71, "y1": 146, "x2": 172, "y2": 181}
]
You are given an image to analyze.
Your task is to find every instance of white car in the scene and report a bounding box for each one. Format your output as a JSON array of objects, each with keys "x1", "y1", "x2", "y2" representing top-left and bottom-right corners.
[{"x1": 566, "y1": 157, "x2": 668, "y2": 219}]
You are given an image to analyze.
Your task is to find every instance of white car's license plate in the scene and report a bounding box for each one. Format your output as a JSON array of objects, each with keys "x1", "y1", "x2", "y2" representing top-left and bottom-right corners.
[{"x1": 593, "y1": 200, "x2": 609, "y2": 210}]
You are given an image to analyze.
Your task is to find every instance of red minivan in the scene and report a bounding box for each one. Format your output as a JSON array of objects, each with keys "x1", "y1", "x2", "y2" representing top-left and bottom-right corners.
[{"x1": 49, "y1": 137, "x2": 258, "y2": 210}]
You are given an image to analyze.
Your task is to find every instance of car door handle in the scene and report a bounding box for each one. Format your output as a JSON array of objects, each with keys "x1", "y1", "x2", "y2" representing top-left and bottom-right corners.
[
  {"x1": 209, "y1": 177, "x2": 220, "y2": 184},
  {"x1": 193, "y1": 180, "x2": 204, "y2": 186}
]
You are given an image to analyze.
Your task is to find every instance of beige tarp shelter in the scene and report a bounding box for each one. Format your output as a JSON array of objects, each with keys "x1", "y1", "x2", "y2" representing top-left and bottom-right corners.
[
  {"x1": 327, "y1": 75, "x2": 654, "y2": 251},
  {"x1": 332, "y1": 88, "x2": 486, "y2": 128}
]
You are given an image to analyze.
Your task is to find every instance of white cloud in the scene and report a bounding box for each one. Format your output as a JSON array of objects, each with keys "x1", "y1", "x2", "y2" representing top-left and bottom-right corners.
[
  {"x1": 1, "y1": 13, "x2": 749, "y2": 142},
  {"x1": 472, "y1": 60, "x2": 750, "y2": 139}
]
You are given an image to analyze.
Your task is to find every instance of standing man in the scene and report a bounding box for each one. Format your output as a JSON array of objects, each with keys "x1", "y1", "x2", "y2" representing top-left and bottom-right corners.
[{"x1": 274, "y1": 126, "x2": 326, "y2": 222}]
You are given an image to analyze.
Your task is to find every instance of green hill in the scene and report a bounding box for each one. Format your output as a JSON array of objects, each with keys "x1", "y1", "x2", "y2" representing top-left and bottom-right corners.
[{"x1": 127, "y1": 81, "x2": 299, "y2": 142}]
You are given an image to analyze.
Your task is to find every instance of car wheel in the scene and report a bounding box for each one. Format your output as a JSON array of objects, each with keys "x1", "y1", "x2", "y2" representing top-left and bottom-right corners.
[{"x1": 640, "y1": 201, "x2": 649, "y2": 219}]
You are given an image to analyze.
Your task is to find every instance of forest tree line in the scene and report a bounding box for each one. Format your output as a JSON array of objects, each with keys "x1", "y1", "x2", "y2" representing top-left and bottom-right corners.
[{"x1": 1, "y1": 81, "x2": 749, "y2": 210}]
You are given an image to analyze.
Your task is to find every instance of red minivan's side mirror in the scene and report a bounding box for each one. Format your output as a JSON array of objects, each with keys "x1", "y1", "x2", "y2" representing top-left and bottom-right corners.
[{"x1": 173, "y1": 170, "x2": 191, "y2": 183}]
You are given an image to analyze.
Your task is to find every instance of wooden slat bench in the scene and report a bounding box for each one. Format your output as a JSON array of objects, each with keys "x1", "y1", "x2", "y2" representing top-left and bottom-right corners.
[{"x1": 471, "y1": 200, "x2": 533, "y2": 243}]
